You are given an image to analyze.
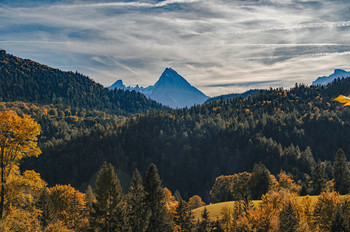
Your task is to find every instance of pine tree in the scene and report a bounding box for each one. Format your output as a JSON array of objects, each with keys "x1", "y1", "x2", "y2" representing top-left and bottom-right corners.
[
  {"x1": 279, "y1": 201, "x2": 299, "y2": 232},
  {"x1": 333, "y1": 149, "x2": 350, "y2": 194},
  {"x1": 197, "y1": 207, "x2": 212, "y2": 232},
  {"x1": 311, "y1": 162, "x2": 328, "y2": 195},
  {"x1": 37, "y1": 188, "x2": 51, "y2": 229},
  {"x1": 84, "y1": 185, "x2": 95, "y2": 213},
  {"x1": 144, "y1": 163, "x2": 173, "y2": 232},
  {"x1": 90, "y1": 162, "x2": 126, "y2": 232},
  {"x1": 331, "y1": 207, "x2": 349, "y2": 232},
  {"x1": 174, "y1": 199, "x2": 193, "y2": 231},
  {"x1": 212, "y1": 219, "x2": 224, "y2": 232},
  {"x1": 127, "y1": 169, "x2": 150, "y2": 232}
]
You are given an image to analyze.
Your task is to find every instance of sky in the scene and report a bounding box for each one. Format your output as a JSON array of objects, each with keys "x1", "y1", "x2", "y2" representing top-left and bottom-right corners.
[{"x1": 1, "y1": 0, "x2": 350, "y2": 97}]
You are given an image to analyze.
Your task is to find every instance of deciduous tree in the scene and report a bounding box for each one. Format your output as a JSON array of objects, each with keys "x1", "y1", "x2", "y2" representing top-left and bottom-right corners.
[{"x1": 0, "y1": 111, "x2": 41, "y2": 218}]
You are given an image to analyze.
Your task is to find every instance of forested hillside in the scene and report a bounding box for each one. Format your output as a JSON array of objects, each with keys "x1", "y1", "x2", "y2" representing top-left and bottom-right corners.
[
  {"x1": 25, "y1": 77, "x2": 350, "y2": 198},
  {"x1": 0, "y1": 50, "x2": 165, "y2": 115}
]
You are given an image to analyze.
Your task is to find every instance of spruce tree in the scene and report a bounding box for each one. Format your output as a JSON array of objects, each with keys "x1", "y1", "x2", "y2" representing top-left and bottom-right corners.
[
  {"x1": 144, "y1": 163, "x2": 173, "y2": 232},
  {"x1": 331, "y1": 207, "x2": 349, "y2": 232},
  {"x1": 333, "y1": 149, "x2": 350, "y2": 194},
  {"x1": 174, "y1": 199, "x2": 193, "y2": 231},
  {"x1": 279, "y1": 201, "x2": 299, "y2": 232},
  {"x1": 311, "y1": 162, "x2": 328, "y2": 195},
  {"x1": 197, "y1": 207, "x2": 212, "y2": 232},
  {"x1": 37, "y1": 188, "x2": 51, "y2": 229},
  {"x1": 90, "y1": 162, "x2": 126, "y2": 232},
  {"x1": 127, "y1": 169, "x2": 150, "y2": 232}
]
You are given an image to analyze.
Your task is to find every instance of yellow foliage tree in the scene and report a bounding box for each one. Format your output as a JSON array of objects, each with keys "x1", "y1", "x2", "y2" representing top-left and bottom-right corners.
[
  {"x1": 48, "y1": 184, "x2": 88, "y2": 231},
  {"x1": 163, "y1": 187, "x2": 178, "y2": 216},
  {"x1": 5, "y1": 167, "x2": 46, "y2": 215},
  {"x1": 0, "y1": 206, "x2": 41, "y2": 232},
  {"x1": 0, "y1": 111, "x2": 41, "y2": 218},
  {"x1": 313, "y1": 191, "x2": 340, "y2": 231},
  {"x1": 334, "y1": 95, "x2": 350, "y2": 106}
]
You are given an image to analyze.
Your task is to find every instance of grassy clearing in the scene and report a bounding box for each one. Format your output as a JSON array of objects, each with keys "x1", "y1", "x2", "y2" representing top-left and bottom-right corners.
[{"x1": 192, "y1": 195, "x2": 320, "y2": 221}]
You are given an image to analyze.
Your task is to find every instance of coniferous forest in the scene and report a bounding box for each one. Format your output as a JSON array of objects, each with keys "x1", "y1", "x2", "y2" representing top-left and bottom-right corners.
[{"x1": 1, "y1": 50, "x2": 350, "y2": 231}]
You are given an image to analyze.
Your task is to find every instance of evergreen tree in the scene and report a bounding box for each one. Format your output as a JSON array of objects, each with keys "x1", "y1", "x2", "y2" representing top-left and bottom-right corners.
[
  {"x1": 90, "y1": 162, "x2": 126, "y2": 232},
  {"x1": 197, "y1": 207, "x2": 212, "y2": 232},
  {"x1": 174, "y1": 199, "x2": 193, "y2": 232},
  {"x1": 279, "y1": 201, "x2": 299, "y2": 232},
  {"x1": 333, "y1": 149, "x2": 350, "y2": 194},
  {"x1": 127, "y1": 169, "x2": 150, "y2": 232},
  {"x1": 310, "y1": 162, "x2": 328, "y2": 195},
  {"x1": 84, "y1": 185, "x2": 95, "y2": 213},
  {"x1": 212, "y1": 219, "x2": 224, "y2": 232},
  {"x1": 331, "y1": 207, "x2": 349, "y2": 232},
  {"x1": 37, "y1": 188, "x2": 51, "y2": 229},
  {"x1": 144, "y1": 163, "x2": 173, "y2": 232}
]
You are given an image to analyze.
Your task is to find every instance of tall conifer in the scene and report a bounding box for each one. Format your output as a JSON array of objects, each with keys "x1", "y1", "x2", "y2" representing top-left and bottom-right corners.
[
  {"x1": 90, "y1": 162, "x2": 126, "y2": 232},
  {"x1": 127, "y1": 169, "x2": 150, "y2": 232},
  {"x1": 333, "y1": 149, "x2": 350, "y2": 194},
  {"x1": 144, "y1": 163, "x2": 173, "y2": 232}
]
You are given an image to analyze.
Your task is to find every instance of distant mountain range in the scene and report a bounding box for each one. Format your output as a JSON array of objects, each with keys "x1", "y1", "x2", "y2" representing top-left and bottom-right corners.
[
  {"x1": 108, "y1": 68, "x2": 209, "y2": 108},
  {"x1": 312, "y1": 69, "x2": 350, "y2": 86}
]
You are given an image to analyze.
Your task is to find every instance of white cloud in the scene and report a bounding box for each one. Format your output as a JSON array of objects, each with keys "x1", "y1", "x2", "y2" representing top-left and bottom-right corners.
[{"x1": 1, "y1": 0, "x2": 350, "y2": 96}]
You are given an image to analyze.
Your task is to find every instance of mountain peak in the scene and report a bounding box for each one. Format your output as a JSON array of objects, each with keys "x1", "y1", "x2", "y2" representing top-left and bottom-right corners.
[
  {"x1": 110, "y1": 79, "x2": 125, "y2": 89},
  {"x1": 108, "y1": 68, "x2": 208, "y2": 108},
  {"x1": 155, "y1": 67, "x2": 190, "y2": 87}
]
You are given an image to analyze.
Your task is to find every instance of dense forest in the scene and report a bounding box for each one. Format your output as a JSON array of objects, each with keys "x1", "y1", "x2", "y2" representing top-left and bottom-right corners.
[{"x1": 23, "y1": 77, "x2": 350, "y2": 199}]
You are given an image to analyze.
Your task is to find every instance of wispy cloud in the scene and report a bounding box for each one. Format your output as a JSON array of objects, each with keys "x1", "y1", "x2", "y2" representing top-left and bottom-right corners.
[{"x1": 1, "y1": 0, "x2": 350, "y2": 96}]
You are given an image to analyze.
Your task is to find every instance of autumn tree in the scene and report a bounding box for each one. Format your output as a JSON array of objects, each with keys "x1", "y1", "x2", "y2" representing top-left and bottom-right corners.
[
  {"x1": 48, "y1": 184, "x2": 88, "y2": 231},
  {"x1": 0, "y1": 111, "x2": 41, "y2": 218},
  {"x1": 313, "y1": 191, "x2": 340, "y2": 231},
  {"x1": 188, "y1": 195, "x2": 205, "y2": 211}
]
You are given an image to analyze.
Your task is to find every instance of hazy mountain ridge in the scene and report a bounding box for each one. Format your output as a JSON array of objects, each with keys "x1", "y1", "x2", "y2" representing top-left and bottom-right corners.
[
  {"x1": 312, "y1": 69, "x2": 350, "y2": 86},
  {"x1": 109, "y1": 68, "x2": 209, "y2": 108}
]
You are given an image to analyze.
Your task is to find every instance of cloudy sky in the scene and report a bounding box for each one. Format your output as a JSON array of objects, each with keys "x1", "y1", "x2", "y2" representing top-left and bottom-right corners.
[{"x1": 1, "y1": 0, "x2": 350, "y2": 96}]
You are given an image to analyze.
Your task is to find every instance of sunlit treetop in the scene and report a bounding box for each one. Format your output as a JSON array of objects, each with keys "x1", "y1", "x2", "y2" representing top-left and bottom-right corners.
[{"x1": 334, "y1": 95, "x2": 350, "y2": 106}]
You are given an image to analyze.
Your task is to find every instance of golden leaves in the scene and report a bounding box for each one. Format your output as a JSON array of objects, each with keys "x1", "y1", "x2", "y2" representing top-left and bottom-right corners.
[{"x1": 334, "y1": 95, "x2": 350, "y2": 106}]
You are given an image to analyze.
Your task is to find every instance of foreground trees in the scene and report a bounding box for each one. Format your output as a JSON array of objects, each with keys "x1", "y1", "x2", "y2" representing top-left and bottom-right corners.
[
  {"x1": 90, "y1": 162, "x2": 126, "y2": 232},
  {"x1": 144, "y1": 163, "x2": 173, "y2": 232},
  {"x1": 0, "y1": 111, "x2": 41, "y2": 218}
]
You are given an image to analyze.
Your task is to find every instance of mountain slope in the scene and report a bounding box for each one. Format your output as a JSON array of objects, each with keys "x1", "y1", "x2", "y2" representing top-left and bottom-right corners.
[
  {"x1": 109, "y1": 68, "x2": 209, "y2": 108},
  {"x1": 312, "y1": 69, "x2": 350, "y2": 86},
  {"x1": 0, "y1": 50, "x2": 165, "y2": 115},
  {"x1": 26, "y1": 78, "x2": 350, "y2": 197}
]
